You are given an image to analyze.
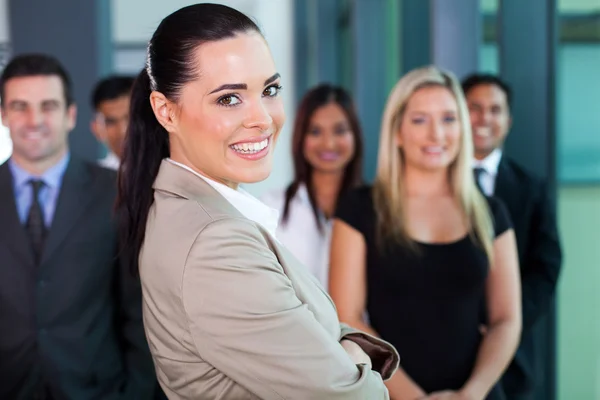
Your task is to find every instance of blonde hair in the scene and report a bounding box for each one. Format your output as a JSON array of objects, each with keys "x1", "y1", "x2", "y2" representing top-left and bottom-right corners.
[{"x1": 373, "y1": 65, "x2": 495, "y2": 263}]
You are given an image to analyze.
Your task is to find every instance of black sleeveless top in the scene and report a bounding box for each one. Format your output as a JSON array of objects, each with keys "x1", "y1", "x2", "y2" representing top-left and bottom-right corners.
[{"x1": 335, "y1": 186, "x2": 512, "y2": 399}]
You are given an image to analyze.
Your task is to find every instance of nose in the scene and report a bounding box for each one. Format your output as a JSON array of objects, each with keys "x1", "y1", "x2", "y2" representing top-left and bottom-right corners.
[
  {"x1": 323, "y1": 133, "x2": 336, "y2": 149},
  {"x1": 25, "y1": 108, "x2": 43, "y2": 127},
  {"x1": 428, "y1": 121, "x2": 444, "y2": 141},
  {"x1": 480, "y1": 109, "x2": 494, "y2": 125},
  {"x1": 244, "y1": 99, "x2": 273, "y2": 131}
]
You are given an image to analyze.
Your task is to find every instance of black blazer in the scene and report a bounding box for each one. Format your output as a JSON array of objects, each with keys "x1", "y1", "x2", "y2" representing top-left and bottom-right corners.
[
  {"x1": 0, "y1": 157, "x2": 157, "y2": 399},
  {"x1": 493, "y1": 157, "x2": 562, "y2": 395}
]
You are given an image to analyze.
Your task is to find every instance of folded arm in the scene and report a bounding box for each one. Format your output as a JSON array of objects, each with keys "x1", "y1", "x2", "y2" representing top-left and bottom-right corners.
[
  {"x1": 182, "y1": 217, "x2": 391, "y2": 400},
  {"x1": 339, "y1": 323, "x2": 399, "y2": 380}
]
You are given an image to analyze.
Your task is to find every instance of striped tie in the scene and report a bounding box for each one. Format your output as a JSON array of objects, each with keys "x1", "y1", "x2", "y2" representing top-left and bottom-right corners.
[{"x1": 26, "y1": 179, "x2": 47, "y2": 264}]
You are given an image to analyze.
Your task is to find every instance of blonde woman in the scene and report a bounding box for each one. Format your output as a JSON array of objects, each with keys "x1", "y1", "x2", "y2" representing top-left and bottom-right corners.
[{"x1": 329, "y1": 66, "x2": 521, "y2": 400}]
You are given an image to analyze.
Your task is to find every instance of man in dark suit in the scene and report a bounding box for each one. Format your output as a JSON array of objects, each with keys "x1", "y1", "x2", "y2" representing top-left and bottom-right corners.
[
  {"x1": 0, "y1": 54, "x2": 157, "y2": 399},
  {"x1": 462, "y1": 74, "x2": 563, "y2": 399}
]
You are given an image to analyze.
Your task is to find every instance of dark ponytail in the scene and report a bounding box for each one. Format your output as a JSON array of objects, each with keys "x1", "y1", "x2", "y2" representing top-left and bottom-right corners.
[
  {"x1": 116, "y1": 68, "x2": 169, "y2": 273},
  {"x1": 115, "y1": 3, "x2": 262, "y2": 273}
]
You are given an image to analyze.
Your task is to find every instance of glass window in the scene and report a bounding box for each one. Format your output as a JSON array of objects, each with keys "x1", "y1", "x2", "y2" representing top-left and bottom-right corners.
[
  {"x1": 479, "y1": 0, "x2": 498, "y2": 73},
  {"x1": 557, "y1": 4, "x2": 600, "y2": 182}
]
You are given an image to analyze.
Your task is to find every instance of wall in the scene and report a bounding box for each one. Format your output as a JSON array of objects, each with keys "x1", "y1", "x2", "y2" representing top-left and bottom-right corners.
[
  {"x1": 110, "y1": 0, "x2": 295, "y2": 197},
  {"x1": 557, "y1": 185, "x2": 600, "y2": 400}
]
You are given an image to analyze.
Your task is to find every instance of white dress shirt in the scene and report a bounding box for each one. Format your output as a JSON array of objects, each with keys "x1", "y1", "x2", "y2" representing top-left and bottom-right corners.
[
  {"x1": 165, "y1": 158, "x2": 279, "y2": 238},
  {"x1": 473, "y1": 148, "x2": 503, "y2": 196},
  {"x1": 98, "y1": 151, "x2": 120, "y2": 170},
  {"x1": 261, "y1": 184, "x2": 331, "y2": 290}
]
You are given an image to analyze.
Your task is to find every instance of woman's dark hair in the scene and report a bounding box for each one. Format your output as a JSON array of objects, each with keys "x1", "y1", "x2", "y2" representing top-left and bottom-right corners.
[
  {"x1": 116, "y1": 4, "x2": 261, "y2": 273},
  {"x1": 282, "y1": 84, "x2": 364, "y2": 232}
]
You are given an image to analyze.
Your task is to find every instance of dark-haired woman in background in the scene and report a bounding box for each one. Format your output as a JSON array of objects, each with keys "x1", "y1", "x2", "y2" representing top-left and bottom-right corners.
[
  {"x1": 116, "y1": 4, "x2": 397, "y2": 399},
  {"x1": 262, "y1": 84, "x2": 363, "y2": 289}
]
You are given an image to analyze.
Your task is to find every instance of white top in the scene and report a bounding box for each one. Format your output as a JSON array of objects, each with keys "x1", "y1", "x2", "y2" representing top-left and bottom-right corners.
[
  {"x1": 473, "y1": 148, "x2": 503, "y2": 196},
  {"x1": 98, "y1": 151, "x2": 120, "y2": 170},
  {"x1": 165, "y1": 158, "x2": 279, "y2": 238},
  {"x1": 261, "y1": 184, "x2": 332, "y2": 290}
]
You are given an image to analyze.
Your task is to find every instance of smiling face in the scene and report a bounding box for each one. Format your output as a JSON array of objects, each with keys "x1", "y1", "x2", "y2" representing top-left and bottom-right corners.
[
  {"x1": 153, "y1": 31, "x2": 285, "y2": 189},
  {"x1": 465, "y1": 83, "x2": 511, "y2": 160},
  {"x1": 397, "y1": 85, "x2": 461, "y2": 173},
  {"x1": 1, "y1": 75, "x2": 76, "y2": 173},
  {"x1": 303, "y1": 102, "x2": 355, "y2": 175}
]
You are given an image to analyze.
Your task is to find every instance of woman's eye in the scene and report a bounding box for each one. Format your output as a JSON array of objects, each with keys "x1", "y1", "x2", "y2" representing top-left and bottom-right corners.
[
  {"x1": 263, "y1": 84, "x2": 282, "y2": 97},
  {"x1": 218, "y1": 95, "x2": 241, "y2": 106}
]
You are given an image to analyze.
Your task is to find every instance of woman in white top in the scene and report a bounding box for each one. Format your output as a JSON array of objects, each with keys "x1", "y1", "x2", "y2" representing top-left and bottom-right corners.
[{"x1": 262, "y1": 84, "x2": 364, "y2": 289}]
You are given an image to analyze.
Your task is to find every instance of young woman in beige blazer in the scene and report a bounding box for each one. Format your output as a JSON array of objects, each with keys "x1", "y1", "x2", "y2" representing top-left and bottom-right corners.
[{"x1": 115, "y1": 4, "x2": 399, "y2": 399}]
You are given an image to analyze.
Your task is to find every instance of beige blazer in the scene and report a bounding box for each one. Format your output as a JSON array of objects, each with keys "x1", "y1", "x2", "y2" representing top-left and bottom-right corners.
[{"x1": 140, "y1": 160, "x2": 399, "y2": 399}]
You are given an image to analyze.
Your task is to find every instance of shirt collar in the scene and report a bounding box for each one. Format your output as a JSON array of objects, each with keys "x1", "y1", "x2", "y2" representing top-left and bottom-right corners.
[
  {"x1": 8, "y1": 152, "x2": 71, "y2": 192},
  {"x1": 473, "y1": 148, "x2": 502, "y2": 176},
  {"x1": 102, "y1": 151, "x2": 119, "y2": 164},
  {"x1": 165, "y1": 158, "x2": 280, "y2": 237},
  {"x1": 294, "y1": 183, "x2": 329, "y2": 225},
  {"x1": 296, "y1": 183, "x2": 311, "y2": 206}
]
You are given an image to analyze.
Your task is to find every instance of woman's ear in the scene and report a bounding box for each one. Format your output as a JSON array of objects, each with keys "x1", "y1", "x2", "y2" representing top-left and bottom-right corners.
[{"x1": 149, "y1": 91, "x2": 178, "y2": 133}]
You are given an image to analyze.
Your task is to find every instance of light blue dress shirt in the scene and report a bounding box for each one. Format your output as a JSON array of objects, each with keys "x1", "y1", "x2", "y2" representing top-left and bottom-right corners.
[{"x1": 8, "y1": 153, "x2": 70, "y2": 227}]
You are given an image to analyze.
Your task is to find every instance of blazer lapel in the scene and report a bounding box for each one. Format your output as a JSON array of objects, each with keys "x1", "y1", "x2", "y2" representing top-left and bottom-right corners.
[
  {"x1": 494, "y1": 157, "x2": 512, "y2": 199},
  {"x1": 494, "y1": 157, "x2": 524, "y2": 215},
  {"x1": 40, "y1": 157, "x2": 97, "y2": 265},
  {"x1": 0, "y1": 162, "x2": 36, "y2": 267}
]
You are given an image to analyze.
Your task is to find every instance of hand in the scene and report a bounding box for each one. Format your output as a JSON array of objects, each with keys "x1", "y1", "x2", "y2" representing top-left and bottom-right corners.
[
  {"x1": 340, "y1": 339, "x2": 372, "y2": 368},
  {"x1": 420, "y1": 390, "x2": 475, "y2": 400}
]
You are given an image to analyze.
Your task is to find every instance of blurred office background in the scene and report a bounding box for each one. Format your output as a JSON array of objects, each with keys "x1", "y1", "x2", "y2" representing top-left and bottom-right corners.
[{"x1": 0, "y1": 0, "x2": 598, "y2": 399}]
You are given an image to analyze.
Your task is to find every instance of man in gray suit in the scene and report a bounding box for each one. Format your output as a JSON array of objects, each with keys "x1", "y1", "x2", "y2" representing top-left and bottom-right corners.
[{"x1": 0, "y1": 54, "x2": 157, "y2": 399}]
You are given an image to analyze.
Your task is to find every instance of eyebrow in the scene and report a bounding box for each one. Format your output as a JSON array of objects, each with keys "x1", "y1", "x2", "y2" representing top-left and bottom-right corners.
[
  {"x1": 7, "y1": 100, "x2": 27, "y2": 108},
  {"x1": 407, "y1": 109, "x2": 457, "y2": 115},
  {"x1": 8, "y1": 99, "x2": 61, "y2": 106},
  {"x1": 42, "y1": 99, "x2": 61, "y2": 107},
  {"x1": 209, "y1": 73, "x2": 281, "y2": 95}
]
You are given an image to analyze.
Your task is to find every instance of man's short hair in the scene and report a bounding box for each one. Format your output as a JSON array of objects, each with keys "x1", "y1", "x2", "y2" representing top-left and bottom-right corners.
[
  {"x1": 91, "y1": 75, "x2": 135, "y2": 110},
  {"x1": 461, "y1": 73, "x2": 512, "y2": 110},
  {"x1": 0, "y1": 53, "x2": 74, "y2": 106}
]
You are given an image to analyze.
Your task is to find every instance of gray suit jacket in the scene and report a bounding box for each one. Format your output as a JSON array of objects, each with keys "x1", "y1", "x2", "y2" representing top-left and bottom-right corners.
[{"x1": 140, "y1": 160, "x2": 399, "y2": 399}]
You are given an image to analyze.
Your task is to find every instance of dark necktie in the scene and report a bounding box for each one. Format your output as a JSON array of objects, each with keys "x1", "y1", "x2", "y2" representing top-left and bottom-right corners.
[
  {"x1": 473, "y1": 167, "x2": 486, "y2": 194},
  {"x1": 26, "y1": 179, "x2": 47, "y2": 264}
]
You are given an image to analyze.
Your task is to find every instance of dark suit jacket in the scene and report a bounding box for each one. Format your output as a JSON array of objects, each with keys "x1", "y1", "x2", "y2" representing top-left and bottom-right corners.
[
  {"x1": 493, "y1": 157, "x2": 562, "y2": 395},
  {"x1": 0, "y1": 157, "x2": 157, "y2": 399}
]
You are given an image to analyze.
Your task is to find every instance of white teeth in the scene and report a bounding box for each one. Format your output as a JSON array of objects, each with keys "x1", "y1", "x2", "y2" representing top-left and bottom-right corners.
[
  {"x1": 424, "y1": 146, "x2": 443, "y2": 153},
  {"x1": 231, "y1": 138, "x2": 269, "y2": 154},
  {"x1": 25, "y1": 132, "x2": 43, "y2": 140},
  {"x1": 474, "y1": 127, "x2": 491, "y2": 137}
]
